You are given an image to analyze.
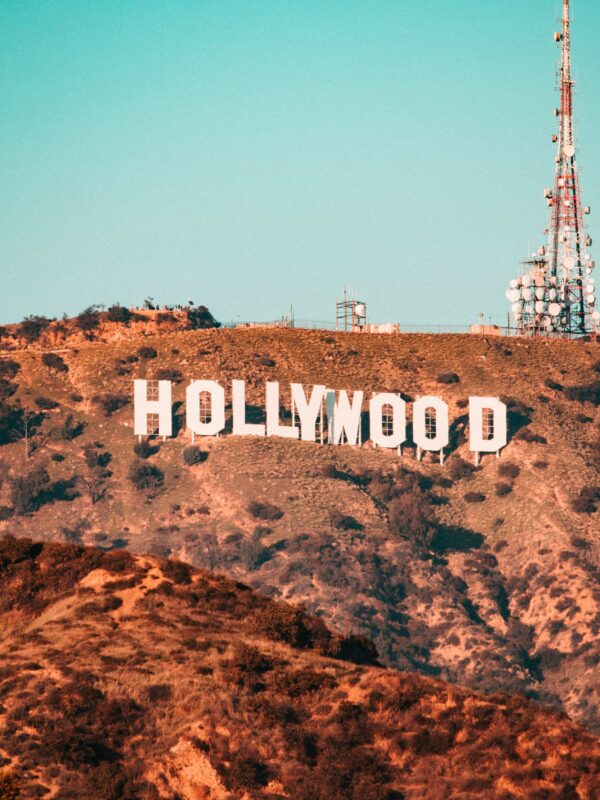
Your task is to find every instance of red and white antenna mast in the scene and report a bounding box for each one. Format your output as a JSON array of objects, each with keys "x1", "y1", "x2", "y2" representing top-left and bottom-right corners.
[{"x1": 507, "y1": 0, "x2": 598, "y2": 337}]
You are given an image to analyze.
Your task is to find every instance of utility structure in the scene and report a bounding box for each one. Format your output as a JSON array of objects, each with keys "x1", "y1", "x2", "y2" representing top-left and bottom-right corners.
[
  {"x1": 507, "y1": 0, "x2": 598, "y2": 337},
  {"x1": 336, "y1": 289, "x2": 367, "y2": 332}
]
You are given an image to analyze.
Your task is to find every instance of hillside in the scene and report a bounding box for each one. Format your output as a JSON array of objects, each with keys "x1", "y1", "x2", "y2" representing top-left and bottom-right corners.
[
  {"x1": 0, "y1": 535, "x2": 599, "y2": 800},
  {"x1": 0, "y1": 326, "x2": 599, "y2": 734}
]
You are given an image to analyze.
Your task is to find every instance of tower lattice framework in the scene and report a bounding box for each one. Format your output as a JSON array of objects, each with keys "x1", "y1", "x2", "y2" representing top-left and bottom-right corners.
[{"x1": 507, "y1": 0, "x2": 597, "y2": 337}]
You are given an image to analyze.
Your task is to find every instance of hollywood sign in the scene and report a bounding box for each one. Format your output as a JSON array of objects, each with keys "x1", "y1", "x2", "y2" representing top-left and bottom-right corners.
[{"x1": 133, "y1": 379, "x2": 507, "y2": 463}]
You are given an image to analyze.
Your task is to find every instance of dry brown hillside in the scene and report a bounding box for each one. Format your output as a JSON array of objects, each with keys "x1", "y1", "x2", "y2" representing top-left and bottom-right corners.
[
  {"x1": 0, "y1": 536, "x2": 598, "y2": 800},
  {"x1": 0, "y1": 327, "x2": 599, "y2": 734}
]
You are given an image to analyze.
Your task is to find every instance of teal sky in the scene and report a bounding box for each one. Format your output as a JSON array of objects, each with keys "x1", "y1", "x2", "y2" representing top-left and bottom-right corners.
[{"x1": 1, "y1": 0, "x2": 600, "y2": 327}]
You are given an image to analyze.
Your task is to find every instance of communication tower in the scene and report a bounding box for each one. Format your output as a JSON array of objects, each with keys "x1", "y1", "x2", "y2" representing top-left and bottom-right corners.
[
  {"x1": 507, "y1": 0, "x2": 598, "y2": 337},
  {"x1": 336, "y1": 290, "x2": 367, "y2": 332}
]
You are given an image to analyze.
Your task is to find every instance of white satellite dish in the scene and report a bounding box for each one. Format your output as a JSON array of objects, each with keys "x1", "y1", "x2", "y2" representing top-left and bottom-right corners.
[
  {"x1": 548, "y1": 302, "x2": 562, "y2": 316},
  {"x1": 564, "y1": 256, "x2": 576, "y2": 270},
  {"x1": 535, "y1": 300, "x2": 545, "y2": 313},
  {"x1": 354, "y1": 303, "x2": 365, "y2": 317},
  {"x1": 524, "y1": 305, "x2": 534, "y2": 314},
  {"x1": 589, "y1": 294, "x2": 596, "y2": 305},
  {"x1": 510, "y1": 279, "x2": 518, "y2": 289},
  {"x1": 511, "y1": 302, "x2": 522, "y2": 313},
  {"x1": 535, "y1": 287, "x2": 546, "y2": 300},
  {"x1": 522, "y1": 288, "x2": 533, "y2": 301},
  {"x1": 508, "y1": 289, "x2": 520, "y2": 302},
  {"x1": 585, "y1": 254, "x2": 591, "y2": 261},
  {"x1": 586, "y1": 285, "x2": 594, "y2": 294},
  {"x1": 564, "y1": 144, "x2": 575, "y2": 158},
  {"x1": 522, "y1": 274, "x2": 533, "y2": 287},
  {"x1": 592, "y1": 311, "x2": 600, "y2": 320},
  {"x1": 549, "y1": 288, "x2": 557, "y2": 300}
]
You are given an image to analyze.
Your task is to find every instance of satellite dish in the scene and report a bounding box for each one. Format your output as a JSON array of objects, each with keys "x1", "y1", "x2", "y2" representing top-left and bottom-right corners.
[
  {"x1": 549, "y1": 288, "x2": 557, "y2": 300},
  {"x1": 522, "y1": 288, "x2": 533, "y2": 301},
  {"x1": 585, "y1": 254, "x2": 591, "y2": 261},
  {"x1": 592, "y1": 311, "x2": 600, "y2": 321},
  {"x1": 354, "y1": 303, "x2": 365, "y2": 317},
  {"x1": 535, "y1": 300, "x2": 545, "y2": 313},
  {"x1": 508, "y1": 289, "x2": 520, "y2": 302},
  {"x1": 564, "y1": 256, "x2": 576, "y2": 270},
  {"x1": 524, "y1": 305, "x2": 534, "y2": 314},
  {"x1": 511, "y1": 302, "x2": 522, "y2": 313},
  {"x1": 589, "y1": 294, "x2": 596, "y2": 305},
  {"x1": 522, "y1": 274, "x2": 533, "y2": 287},
  {"x1": 535, "y1": 287, "x2": 546, "y2": 300},
  {"x1": 564, "y1": 144, "x2": 575, "y2": 158},
  {"x1": 510, "y1": 279, "x2": 518, "y2": 289},
  {"x1": 548, "y1": 302, "x2": 562, "y2": 316}
]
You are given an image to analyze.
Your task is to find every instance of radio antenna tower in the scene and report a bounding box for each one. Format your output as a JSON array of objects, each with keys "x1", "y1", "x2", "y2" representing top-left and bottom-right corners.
[{"x1": 506, "y1": 0, "x2": 598, "y2": 337}]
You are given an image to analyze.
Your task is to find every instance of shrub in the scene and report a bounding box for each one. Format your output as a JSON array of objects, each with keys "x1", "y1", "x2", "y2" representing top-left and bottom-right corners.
[
  {"x1": 564, "y1": 382, "x2": 600, "y2": 405},
  {"x1": 155, "y1": 368, "x2": 183, "y2": 383},
  {"x1": 41, "y1": 352, "x2": 68, "y2": 372},
  {"x1": 388, "y1": 493, "x2": 432, "y2": 548},
  {"x1": 464, "y1": 492, "x2": 486, "y2": 503},
  {"x1": 437, "y1": 372, "x2": 460, "y2": 384},
  {"x1": 258, "y1": 355, "x2": 276, "y2": 367},
  {"x1": 183, "y1": 445, "x2": 206, "y2": 465},
  {"x1": 129, "y1": 462, "x2": 164, "y2": 494},
  {"x1": 248, "y1": 500, "x2": 283, "y2": 521},
  {"x1": 35, "y1": 396, "x2": 59, "y2": 410},
  {"x1": 137, "y1": 346, "x2": 157, "y2": 359},
  {"x1": 571, "y1": 486, "x2": 600, "y2": 514},
  {"x1": 185, "y1": 305, "x2": 221, "y2": 330},
  {"x1": 248, "y1": 603, "x2": 310, "y2": 648},
  {"x1": 106, "y1": 304, "x2": 131, "y2": 323},
  {"x1": 93, "y1": 393, "x2": 129, "y2": 416},
  {"x1": 498, "y1": 462, "x2": 520, "y2": 479},
  {"x1": 58, "y1": 413, "x2": 85, "y2": 440},
  {"x1": 448, "y1": 456, "x2": 476, "y2": 481},
  {"x1": 330, "y1": 511, "x2": 364, "y2": 531},
  {"x1": 0, "y1": 360, "x2": 20, "y2": 380},
  {"x1": 18, "y1": 315, "x2": 51, "y2": 343},
  {"x1": 75, "y1": 306, "x2": 100, "y2": 333},
  {"x1": 0, "y1": 770, "x2": 21, "y2": 800},
  {"x1": 10, "y1": 466, "x2": 51, "y2": 514},
  {"x1": 134, "y1": 438, "x2": 160, "y2": 459},
  {"x1": 495, "y1": 482, "x2": 513, "y2": 497},
  {"x1": 516, "y1": 428, "x2": 547, "y2": 444}
]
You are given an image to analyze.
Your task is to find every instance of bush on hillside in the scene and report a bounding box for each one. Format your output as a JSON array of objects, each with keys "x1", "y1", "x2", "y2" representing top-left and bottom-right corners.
[
  {"x1": 18, "y1": 315, "x2": 52, "y2": 343},
  {"x1": 464, "y1": 492, "x2": 486, "y2": 503},
  {"x1": 183, "y1": 445, "x2": 206, "y2": 465},
  {"x1": 75, "y1": 306, "x2": 101, "y2": 333},
  {"x1": 564, "y1": 382, "x2": 600, "y2": 406},
  {"x1": 93, "y1": 393, "x2": 129, "y2": 416},
  {"x1": 154, "y1": 368, "x2": 183, "y2": 383},
  {"x1": 185, "y1": 305, "x2": 221, "y2": 330},
  {"x1": 0, "y1": 360, "x2": 20, "y2": 380},
  {"x1": 498, "y1": 462, "x2": 520, "y2": 479},
  {"x1": 35, "y1": 396, "x2": 59, "y2": 410},
  {"x1": 330, "y1": 511, "x2": 364, "y2": 531},
  {"x1": 495, "y1": 482, "x2": 513, "y2": 497},
  {"x1": 137, "y1": 346, "x2": 157, "y2": 359},
  {"x1": 129, "y1": 462, "x2": 164, "y2": 494},
  {"x1": 388, "y1": 493, "x2": 433, "y2": 549},
  {"x1": 58, "y1": 414, "x2": 85, "y2": 440},
  {"x1": 106, "y1": 304, "x2": 131, "y2": 323},
  {"x1": 42, "y1": 352, "x2": 68, "y2": 372},
  {"x1": 248, "y1": 501, "x2": 283, "y2": 521},
  {"x1": 436, "y1": 372, "x2": 460, "y2": 384},
  {"x1": 134, "y1": 438, "x2": 160, "y2": 459},
  {"x1": 448, "y1": 456, "x2": 476, "y2": 481}
]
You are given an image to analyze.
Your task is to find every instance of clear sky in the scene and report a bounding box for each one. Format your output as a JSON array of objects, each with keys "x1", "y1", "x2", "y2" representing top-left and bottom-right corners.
[{"x1": 1, "y1": 0, "x2": 600, "y2": 328}]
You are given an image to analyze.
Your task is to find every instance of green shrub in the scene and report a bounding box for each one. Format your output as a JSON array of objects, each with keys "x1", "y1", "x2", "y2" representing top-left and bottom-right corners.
[
  {"x1": 42, "y1": 352, "x2": 68, "y2": 372},
  {"x1": 128, "y1": 462, "x2": 164, "y2": 494},
  {"x1": 183, "y1": 444, "x2": 206, "y2": 465}
]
